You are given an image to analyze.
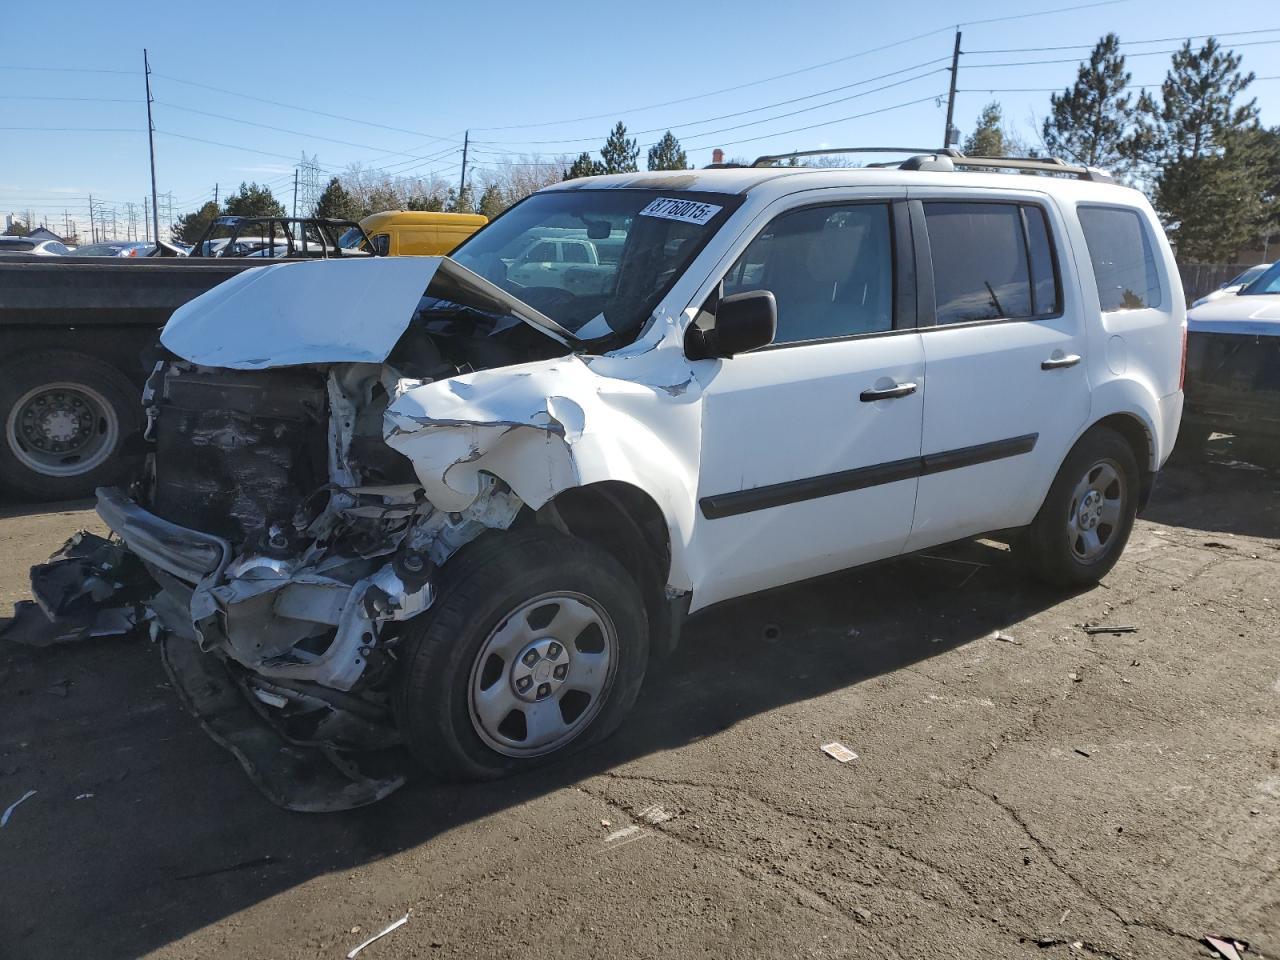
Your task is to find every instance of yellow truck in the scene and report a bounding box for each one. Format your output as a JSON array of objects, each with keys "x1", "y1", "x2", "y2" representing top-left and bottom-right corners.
[{"x1": 358, "y1": 211, "x2": 488, "y2": 256}]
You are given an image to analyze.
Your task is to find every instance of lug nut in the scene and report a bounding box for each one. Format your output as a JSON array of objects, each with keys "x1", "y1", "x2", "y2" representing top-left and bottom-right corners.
[
  {"x1": 522, "y1": 650, "x2": 540, "y2": 667},
  {"x1": 536, "y1": 682, "x2": 551, "y2": 699},
  {"x1": 516, "y1": 676, "x2": 532, "y2": 692},
  {"x1": 553, "y1": 664, "x2": 568, "y2": 680},
  {"x1": 546, "y1": 642, "x2": 561, "y2": 660}
]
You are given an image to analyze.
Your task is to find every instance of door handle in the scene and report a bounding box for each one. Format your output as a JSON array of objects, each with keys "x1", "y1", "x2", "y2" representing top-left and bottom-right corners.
[
  {"x1": 1041, "y1": 354, "x2": 1082, "y2": 370},
  {"x1": 860, "y1": 381, "x2": 918, "y2": 402}
]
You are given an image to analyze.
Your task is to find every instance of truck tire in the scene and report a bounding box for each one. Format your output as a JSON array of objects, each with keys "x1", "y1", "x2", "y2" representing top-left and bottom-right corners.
[
  {"x1": 394, "y1": 528, "x2": 649, "y2": 781},
  {"x1": 1023, "y1": 426, "x2": 1140, "y2": 587},
  {"x1": 0, "y1": 350, "x2": 142, "y2": 501}
]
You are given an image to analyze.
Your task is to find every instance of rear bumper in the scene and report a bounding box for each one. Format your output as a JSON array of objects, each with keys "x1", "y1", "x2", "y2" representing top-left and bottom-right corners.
[
  {"x1": 95, "y1": 486, "x2": 231, "y2": 585},
  {"x1": 1156, "y1": 390, "x2": 1184, "y2": 468}
]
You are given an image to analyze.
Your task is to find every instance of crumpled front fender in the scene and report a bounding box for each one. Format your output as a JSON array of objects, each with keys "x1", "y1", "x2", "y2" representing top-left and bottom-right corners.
[{"x1": 383, "y1": 350, "x2": 703, "y2": 592}]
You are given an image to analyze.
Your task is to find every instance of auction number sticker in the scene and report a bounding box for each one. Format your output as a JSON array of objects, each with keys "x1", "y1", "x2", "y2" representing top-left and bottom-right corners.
[{"x1": 639, "y1": 197, "x2": 723, "y2": 225}]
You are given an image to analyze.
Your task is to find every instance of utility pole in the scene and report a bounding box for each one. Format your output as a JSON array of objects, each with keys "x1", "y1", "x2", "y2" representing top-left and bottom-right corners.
[
  {"x1": 943, "y1": 30, "x2": 962, "y2": 150},
  {"x1": 143, "y1": 196, "x2": 150, "y2": 242},
  {"x1": 458, "y1": 130, "x2": 469, "y2": 200},
  {"x1": 144, "y1": 49, "x2": 161, "y2": 246},
  {"x1": 88, "y1": 194, "x2": 95, "y2": 243},
  {"x1": 213, "y1": 182, "x2": 219, "y2": 206},
  {"x1": 292, "y1": 167, "x2": 299, "y2": 220}
]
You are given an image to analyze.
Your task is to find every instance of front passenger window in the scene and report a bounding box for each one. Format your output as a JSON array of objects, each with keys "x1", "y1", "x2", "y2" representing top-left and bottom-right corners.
[{"x1": 723, "y1": 203, "x2": 893, "y2": 344}]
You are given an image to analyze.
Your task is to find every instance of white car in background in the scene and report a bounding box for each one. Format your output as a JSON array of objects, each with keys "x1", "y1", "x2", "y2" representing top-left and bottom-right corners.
[
  {"x1": 1191, "y1": 263, "x2": 1271, "y2": 307},
  {"x1": 1182, "y1": 260, "x2": 1280, "y2": 457},
  {"x1": 0, "y1": 236, "x2": 70, "y2": 256}
]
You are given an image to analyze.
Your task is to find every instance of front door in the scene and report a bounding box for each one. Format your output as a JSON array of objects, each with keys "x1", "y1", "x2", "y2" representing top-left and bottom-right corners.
[
  {"x1": 686, "y1": 198, "x2": 925, "y2": 611},
  {"x1": 905, "y1": 196, "x2": 1090, "y2": 551}
]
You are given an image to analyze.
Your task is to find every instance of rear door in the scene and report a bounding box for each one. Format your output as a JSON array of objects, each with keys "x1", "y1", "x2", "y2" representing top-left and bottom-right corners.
[
  {"x1": 687, "y1": 192, "x2": 926, "y2": 610},
  {"x1": 904, "y1": 193, "x2": 1090, "y2": 550}
]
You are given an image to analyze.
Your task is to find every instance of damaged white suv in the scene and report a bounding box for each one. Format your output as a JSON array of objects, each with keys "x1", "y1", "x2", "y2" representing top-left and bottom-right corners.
[{"x1": 47, "y1": 152, "x2": 1185, "y2": 806}]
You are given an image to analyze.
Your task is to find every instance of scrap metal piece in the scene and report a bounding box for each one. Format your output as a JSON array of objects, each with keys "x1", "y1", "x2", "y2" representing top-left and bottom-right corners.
[{"x1": 159, "y1": 634, "x2": 406, "y2": 813}]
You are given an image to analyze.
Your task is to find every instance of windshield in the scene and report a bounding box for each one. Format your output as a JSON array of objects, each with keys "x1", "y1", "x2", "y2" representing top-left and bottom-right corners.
[
  {"x1": 338, "y1": 226, "x2": 367, "y2": 250},
  {"x1": 1241, "y1": 261, "x2": 1280, "y2": 295},
  {"x1": 450, "y1": 188, "x2": 740, "y2": 341}
]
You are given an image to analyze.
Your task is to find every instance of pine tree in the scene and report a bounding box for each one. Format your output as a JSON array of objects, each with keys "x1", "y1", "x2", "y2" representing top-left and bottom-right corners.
[
  {"x1": 171, "y1": 200, "x2": 221, "y2": 245},
  {"x1": 1042, "y1": 34, "x2": 1135, "y2": 171},
  {"x1": 964, "y1": 102, "x2": 1011, "y2": 157},
  {"x1": 314, "y1": 177, "x2": 359, "y2": 221},
  {"x1": 222, "y1": 182, "x2": 286, "y2": 218},
  {"x1": 451, "y1": 184, "x2": 476, "y2": 214},
  {"x1": 1137, "y1": 39, "x2": 1260, "y2": 259},
  {"x1": 406, "y1": 193, "x2": 445, "y2": 212},
  {"x1": 477, "y1": 183, "x2": 506, "y2": 219},
  {"x1": 646, "y1": 131, "x2": 688, "y2": 171},
  {"x1": 600, "y1": 122, "x2": 639, "y2": 174},
  {"x1": 564, "y1": 152, "x2": 605, "y2": 180}
]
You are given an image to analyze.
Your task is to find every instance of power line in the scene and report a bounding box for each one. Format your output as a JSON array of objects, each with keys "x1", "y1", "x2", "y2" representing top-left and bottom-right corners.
[
  {"x1": 154, "y1": 101, "x2": 454, "y2": 162},
  {"x1": 151, "y1": 73, "x2": 463, "y2": 147},
  {"x1": 470, "y1": 0, "x2": 1128, "y2": 134},
  {"x1": 477, "y1": 56, "x2": 950, "y2": 147},
  {"x1": 959, "y1": 74, "x2": 1280, "y2": 93},
  {"x1": 0, "y1": 95, "x2": 137, "y2": 103},
  {"x1": 0, "y1": 126, "x2": 138, "y2": 133},
  {"x1": 687, "y1": 93, "x2": 946, "y2": 151},
  {"x1": 0, "y1": 65, "x2": 134, "y2": 75},
  {"x1": 965, "y1": 36, "x2": 1280, "y2": 69},
  {"x1": 966, "y1": 25, "x2": 1280, "y2": 54}
]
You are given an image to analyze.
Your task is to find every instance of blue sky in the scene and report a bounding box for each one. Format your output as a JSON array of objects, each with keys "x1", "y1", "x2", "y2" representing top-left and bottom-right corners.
[{"x1": 2, "y1": 0, "x2": 1278, "y2": 238}]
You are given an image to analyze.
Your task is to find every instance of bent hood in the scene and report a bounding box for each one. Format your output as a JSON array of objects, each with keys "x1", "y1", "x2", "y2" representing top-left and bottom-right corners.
[
  {"x1": 161, "y1": 256, "x2": 573, "y2": 369},
  {"x1": 1187, "y1": 295, "x2": 1280, "y2": 337}
]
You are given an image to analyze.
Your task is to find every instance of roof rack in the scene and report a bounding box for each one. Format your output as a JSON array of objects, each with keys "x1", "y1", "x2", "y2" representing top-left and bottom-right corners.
[{"x1": 749, "y1": 146, "x2": 1115, "y2": 183}]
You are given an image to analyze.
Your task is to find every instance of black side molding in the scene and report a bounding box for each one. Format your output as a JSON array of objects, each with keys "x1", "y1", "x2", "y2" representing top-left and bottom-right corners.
[{"x1": 699, "y1": 433, "x2": 1039, "y2": 520}]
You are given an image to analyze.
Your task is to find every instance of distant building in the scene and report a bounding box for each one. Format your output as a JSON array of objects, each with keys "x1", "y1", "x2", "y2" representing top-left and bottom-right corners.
[{"x1": 27, "y1": 226, "x2": 66, "y2": 244}]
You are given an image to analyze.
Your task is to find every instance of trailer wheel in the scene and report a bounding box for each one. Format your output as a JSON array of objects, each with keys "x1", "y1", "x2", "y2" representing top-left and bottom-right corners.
[{"x1": 0, "y1": 351, "x2": 141, "y2": 501}]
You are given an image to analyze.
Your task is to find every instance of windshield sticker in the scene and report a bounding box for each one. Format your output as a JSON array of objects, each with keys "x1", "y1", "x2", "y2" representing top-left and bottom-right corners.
[{"x1": 638, "y1": 197, "x2": 723, "y2": 225}]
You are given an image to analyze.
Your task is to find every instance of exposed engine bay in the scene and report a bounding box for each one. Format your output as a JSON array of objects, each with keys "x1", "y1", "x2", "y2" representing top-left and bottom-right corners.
[{"x1": 19, "y1": 261, "x2": 583, "y2": 810}]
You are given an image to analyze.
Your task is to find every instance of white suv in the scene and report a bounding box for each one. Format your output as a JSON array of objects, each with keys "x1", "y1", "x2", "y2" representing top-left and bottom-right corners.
[{"x1": 71, "y1": 150, "x2": 1185, "y2": 799}]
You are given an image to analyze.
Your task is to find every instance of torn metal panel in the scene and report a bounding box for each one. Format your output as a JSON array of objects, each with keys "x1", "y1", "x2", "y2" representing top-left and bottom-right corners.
[{"x1": 382, "y1": 344, "x2": 704, "y2": 595}]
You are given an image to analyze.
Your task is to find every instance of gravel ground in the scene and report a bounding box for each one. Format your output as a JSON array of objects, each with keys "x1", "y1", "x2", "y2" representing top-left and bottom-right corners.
[{"x1": 0, "y1": 457, "x2": 1277, "y2": 960}]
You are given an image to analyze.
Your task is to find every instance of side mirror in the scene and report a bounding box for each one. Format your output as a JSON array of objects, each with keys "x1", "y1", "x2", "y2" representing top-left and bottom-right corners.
[{"x1": 686, "y1": 290, "x2": 777, "y2": 360}]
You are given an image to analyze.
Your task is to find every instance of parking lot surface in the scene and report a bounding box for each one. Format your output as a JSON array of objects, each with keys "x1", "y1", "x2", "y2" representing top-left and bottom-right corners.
[{"x1": 1, "y1": 457, "x2": 1277, "y2": 960}]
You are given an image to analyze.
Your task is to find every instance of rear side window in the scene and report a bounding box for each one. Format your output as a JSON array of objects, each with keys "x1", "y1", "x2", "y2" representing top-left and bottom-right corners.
[
  {"x1": 1078, "y1": 206, "x2": 1163, "y2": 311},
  {"x1": 924, "y1": 202, "x2": 1045, "y2": 324}
]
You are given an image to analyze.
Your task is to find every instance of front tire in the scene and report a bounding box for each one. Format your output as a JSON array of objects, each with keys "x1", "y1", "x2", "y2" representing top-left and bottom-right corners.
[
  {"x1": 394, "y1": 528, "x2": 649, "y2": 781},
  {"x1": 1023, "y1": 427, "x2": 1139, "y2": 587}
]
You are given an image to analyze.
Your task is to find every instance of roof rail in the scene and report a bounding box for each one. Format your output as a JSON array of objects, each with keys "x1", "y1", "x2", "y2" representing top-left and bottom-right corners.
[
  {"x1": 751, "y1": 147, "x2": 944, "y2": 167},
  {"x1": 749, "y1": 146, "x2": 1115, "y2": 183}
]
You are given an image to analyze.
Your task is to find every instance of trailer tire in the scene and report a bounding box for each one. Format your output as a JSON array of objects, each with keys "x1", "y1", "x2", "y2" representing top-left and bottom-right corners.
[{"x1": 0, "y1": 351, "x2": 142, "y2": 501}]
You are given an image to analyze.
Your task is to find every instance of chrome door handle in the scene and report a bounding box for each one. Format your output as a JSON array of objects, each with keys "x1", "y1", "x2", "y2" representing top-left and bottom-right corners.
[
  {"x1": 1041, "y1": 354, "x2": 1082, "y2": 370},
  {"x1": 860, "y1": 381, "x2": 918, "y2": 402}
]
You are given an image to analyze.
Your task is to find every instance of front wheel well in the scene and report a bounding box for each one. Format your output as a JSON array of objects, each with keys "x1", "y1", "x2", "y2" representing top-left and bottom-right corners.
[{"x1": 536, "y1": 481, "x2": 679, "y2": 657}]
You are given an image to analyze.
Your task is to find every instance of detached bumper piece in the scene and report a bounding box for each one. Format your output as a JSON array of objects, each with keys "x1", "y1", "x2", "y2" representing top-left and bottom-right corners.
[
  {"x1": 1, "y1": 531, "x2": 155, "y2": 647},
  {"x1": 160, "y1": 634, "x2": 406, "y2": 813}
]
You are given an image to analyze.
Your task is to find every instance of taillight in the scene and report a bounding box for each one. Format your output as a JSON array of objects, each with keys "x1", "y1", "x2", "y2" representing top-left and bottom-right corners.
[{"x1": 1178, "y1": 324, "x2": 1188, "y2": 390}]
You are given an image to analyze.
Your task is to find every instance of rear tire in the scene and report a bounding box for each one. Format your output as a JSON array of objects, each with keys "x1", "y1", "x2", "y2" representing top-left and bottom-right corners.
[
  {"x1": 1023, "y1": 426, "x2": 1139, "y2": 587},
  {"x1": 394, "y1": 528, "x2": 649, "y2": 781},
  {"x1": 0, "y1": 351, "x2": 142, "y2": 501}
]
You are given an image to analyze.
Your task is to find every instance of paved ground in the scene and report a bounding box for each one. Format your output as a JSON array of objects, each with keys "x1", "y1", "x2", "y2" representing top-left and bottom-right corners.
[{"x1": 1, "y1": 456, "x2": 1277, "y2": 960}]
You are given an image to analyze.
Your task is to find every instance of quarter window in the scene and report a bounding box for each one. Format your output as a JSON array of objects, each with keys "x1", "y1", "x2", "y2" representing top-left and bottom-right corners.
[
  {"x1": 722, "y1": 203, "x2": 893, "y2": 344},
  {"x1": 924, "y1": 202, "x2": 1041, "y2": 324},
  {"x1": 1078, "y1": 206, "x2": 1163, "y2": 311}
]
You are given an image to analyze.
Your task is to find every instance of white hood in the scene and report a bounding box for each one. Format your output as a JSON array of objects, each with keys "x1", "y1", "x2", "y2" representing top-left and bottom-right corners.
[
  {"x1": 161, "y1": 256, "x2": 572, "y2": 369},
  {"x1": 1187, "y1": 295, "x2": 1280, "y2": 337}
]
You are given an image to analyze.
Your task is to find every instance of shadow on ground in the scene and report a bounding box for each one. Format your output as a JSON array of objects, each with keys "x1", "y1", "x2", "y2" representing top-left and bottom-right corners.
[{"x1": 0, "y1": 458, "x2": 1266, "y2": 958}]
